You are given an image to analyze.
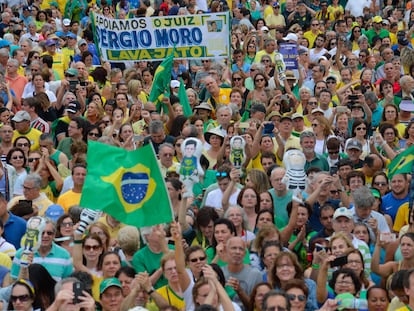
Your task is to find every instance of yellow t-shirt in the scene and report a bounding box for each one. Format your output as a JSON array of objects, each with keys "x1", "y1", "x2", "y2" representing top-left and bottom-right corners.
[
  {"x1": 156, "y1": 285, "x2": 185, "y2": 310},
  {"x1": 57, "y1": 190, "x2": 82, "y2": 213},
  {"x1": 393, "y1": 202, "x2": 409, "y2": 232},
  {"x1": 12, "y1": 128, "x2": 42, "y2": 151}
]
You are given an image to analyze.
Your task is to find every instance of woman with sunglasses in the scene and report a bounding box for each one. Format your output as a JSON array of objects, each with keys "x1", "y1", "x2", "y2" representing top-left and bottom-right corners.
[
  {"x1": 6, "y1": 147, "x2": 27, "y2": 181},
  {"x1": 349, "y1": 26, "x2": 362, "y2": 51},
  {"x1": 246, "y1": 73, "x2": 269, "y2": 106},
  {"x1": 242, "y1": 37, "x2": 257, "y2": 65},
  {"x1": 284, "y1": 279, "x2": 308, "y2": 311},
  {"x1": 73, "y1": 232, "x2": 104, "y2": 281},
  {"x1": 8, "y1": 279, "x2": 37, "y2": 311},
  {"x1": 346, "y1": 119, "x2": 370, "y2": 158}
]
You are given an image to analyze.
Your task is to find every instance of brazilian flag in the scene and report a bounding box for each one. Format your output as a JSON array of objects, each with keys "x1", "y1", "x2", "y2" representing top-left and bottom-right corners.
[
  {"x1": 178, "y1": 77, "x2": 192, "y2": 117},
  {"x1": 149, "y1": 49, "x2": 174, "y2": 111},
  {"x1": 80, "y1": 141, "x2": 174, "y2": 227},
  {"x1": 387, "y1": 145, "x2": 414, "y2": 180}
]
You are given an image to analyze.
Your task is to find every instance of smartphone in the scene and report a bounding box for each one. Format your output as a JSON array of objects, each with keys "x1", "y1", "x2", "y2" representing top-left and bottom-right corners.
[
  {"x1": 80, "y1": 81, "x2": 88, "y2": 87},
  {"x1": 380, "y1": 232, "x2": 397, "y2": 243},
  {"x1": 133, "y1": 134, "x2": 143, "y2": 142},
  {"x1": 239, "y1": 122, "x2": 249, "y2": 129},
  {"x1": 73, "y1": 281, "x2": 85, "y2": 304},
  {"x1": 69, "y1": 80, "x2": 78, "y2": 93},
  {"x1": 337, "y1": 106, "x2": 347, "y2": 113},
  {"x1": 111, "y1": 82, "x2": 117, "y2": 92},
  {"x1": 330, "y1": 255, "x2": 348, "y2": 267},
  {"x1": 281, "y1": 94, "x2": 289, "y2": 101},
  {"x1": 330, "y1": 166, "x2": 338, "y2": 176},
  {"x1": 348, "y1": 94, "x2": 358, "y2": 101},
  {"x1": 263, "y1": 123, "x2": 275, "y2": 134},
  {"x1": 19, "y1": 199, "x2": 32, "y2": 207}
]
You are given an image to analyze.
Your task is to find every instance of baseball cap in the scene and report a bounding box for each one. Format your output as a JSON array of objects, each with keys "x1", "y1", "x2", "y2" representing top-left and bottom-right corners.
[
  {"x1": 12, "y1": 111, "x2": 31, "y2": 122},
  {"x1": 170, "y1": 80, "x2": 180, "y2": 88},
  {"x1": 251, "y1": 103, "x2": 266, "y2": 114},
  {"x1": 326, "y1": 75, "x2": 337, "y2": 81},
  {"x1": 280, "y1": 115, "x2": 292, "y2": 122},
  {"x1": 311, "y1": 107, "x2": 324, "y2": 115},
  {"x1": 194, "y1": 102, "x2": 212, "y2": 111},
  {"x1": 370, "y1": 188, "x2": 381, "y2": 199},
  {"x1": 400, "y1": 99, "x2": 414, "y2": 112},
  {"x1": 373, "y1": 16, "x2": 383, "y2": 23},
  {"x1": 0, "y1": 39, "x2": 10, "y2": 48},
  {"x1": 261, "y1": 26, "x2": 270, "y2": 32},
  {"x1": 286, "y1": 70, "x2": 297, "y2": 80},
  {"x1": 22, "y1": 5, "x2": 31, "y2": 11},
  {"x1": 66, "y1": 101, "x2": 81, "y2": 114},
  {"x1": 45, "y1": 204, "x2": 64, "y2": 223},
  {"x1": 66, "y1": 32, "x2": 77, "y2": 39},
  {"x1": 100, "y1": 278, "x2": 122, "y2": 295},
  {"x1": 78, "y1": 39, "x2": 87, "y2": 47},
  {"x1": 45, "y1": 39, "x2": 57, "y2": 47},
  {"x1": 65, "y1": 68, "x2": 79, "y2": 77},
  {"x1": 346, "y1": 139, "x2": 362, "y2": 151},
  {"x1": 333, "y1": 207, "x2": 353, "y2": 220},
  {"x1": 62, "y1": 18, "x2": 71, "y2": 27},
  {"x1": 272, "y1": 2, "x2": 280, "y2": 7},
  {"x1": 283, "y1": 33, "x2": 298, "y2": 42},
  {"x1": 266, "y1": 111, "x2": 281, "y2": 121},
  {"x1": 292, "y1": 113, "x2": 304, "y2": 119},
  {"x1": 398, "y1": 37, "x2": 409, "y2": 46}
]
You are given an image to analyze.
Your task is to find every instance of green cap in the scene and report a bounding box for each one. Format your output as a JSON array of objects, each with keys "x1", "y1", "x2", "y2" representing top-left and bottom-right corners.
[
  {"x1": 370, "y1": 188, "x2": 381, "y2": 199},
  {"x1": 336, "y1": 293, "x2": 359, "y2": 310},
  {"x1": 99, "y1": 277, "x2": 122, "y2": 295}
]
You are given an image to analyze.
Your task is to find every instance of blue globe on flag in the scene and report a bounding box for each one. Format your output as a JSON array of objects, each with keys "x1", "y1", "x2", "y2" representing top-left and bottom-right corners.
[{"x1": 121, "y1": 172, "x2": 149, "y2": 204}]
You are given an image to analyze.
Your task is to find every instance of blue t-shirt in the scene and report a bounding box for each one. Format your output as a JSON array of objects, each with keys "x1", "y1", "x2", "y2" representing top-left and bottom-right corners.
[
  {"x1": 381, "y1": 192, "x2": 409, "y2": 222},
  {"x1": 309, "y1": 199, "x2": 340, "y2": 232}
]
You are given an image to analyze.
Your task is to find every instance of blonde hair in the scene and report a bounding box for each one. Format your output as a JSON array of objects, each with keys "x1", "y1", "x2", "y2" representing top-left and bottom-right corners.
[{"x1": 117, "y1": 226, "x2": 140, "y2": 256}]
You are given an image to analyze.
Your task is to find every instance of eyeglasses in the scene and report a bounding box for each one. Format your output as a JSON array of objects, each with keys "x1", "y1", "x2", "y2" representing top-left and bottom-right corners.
[
  {"x1": 161, "y1": 153, "x2": 173, "y2": 157},
  {"x1": 250, "y1": 68, "x2": 257, "y2": 72},
  {"x1": 175, "y1": 143, "x2": 181, "y2": 147},
  {"x1": 248, "y1": 45, "x2": 255, "y2": 48},
  {"x1": 16, "y1": 143, "x2": 29, "y2": 147},
  {"x1": 308, "y1": 101, "x2": 317, "y2": 105},
  {"x1": 216, "y1": 172, "x2": 228, "y2": 177},
  {"x1": 326, "y1": 80, "x2": 336, "y2": 84},
  {"x1": 28, "y1": 157, "x2": 40, "y2": 162},
  {"x1": 266, "y1": 306, "x2": 286, "y2": 311},
  {"x1": 11, "y1": 156, "x2": 24, "y2": 160},
  {"x1": 287, "y1": 294, "x2": 306, "y2": 302},
  {"x1": 347, "y1": 259, "x2": 362, "y2": 265},
  {"x1": 189, "y1": 256, "x2": 207, "y2": 263},
  {"x1": 330, "y1": 190, "x2": 340, "y2": 194},
  {"x1": 255, "y1": 78, "x2": 265, "y2": 82},
  {"x1": 201, "y1": 60, "x2": 210, "y2": 63},
  {"x1": 88, "y1": 132, "x2": 100, "y2": 137},
  {"x1": 61, "y1": 222, "x2": 74, "y2": 227},
  {"x1": 311, "y1": 123, "x2": 319, "y2": 127},
  {"x1": 42, "y1": 231, "x2": 54, "y2": 236},
  {"x1": 11, "y1": 294, "x2": 31, "y2": 302},
  {"x1": 233, "y1": 77, "x2": 242, "y2": 81},
  {"x1": 356, "y1": 127, "x2": 366, "y2": 131},
  {"x1": 23, "y1": 185, "x2": 35, "y2": 191},
  {"x1": 312, "y1": 23, "x2": 319, "y2": 26},
  {"x1": 374, "y1": 182, "x2": 387, "y2": 186},
  {"x1": 84, "y1": 245, "x2": 101, "y2": 251},
  {"x1": 261, "y1": 59, "x2": 270, "y2": 63}
]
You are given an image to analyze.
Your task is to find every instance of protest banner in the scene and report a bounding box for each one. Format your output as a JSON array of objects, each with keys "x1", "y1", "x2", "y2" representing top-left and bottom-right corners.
[
  {"x1": 91, "y1": 12, "x2": 231, "y2": 62},
  {"x1": 279, "y1": 43, "x2": 298, "y2": 70}
]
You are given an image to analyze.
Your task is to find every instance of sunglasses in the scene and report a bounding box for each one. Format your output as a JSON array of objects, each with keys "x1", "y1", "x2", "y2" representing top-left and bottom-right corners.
[
  {"x1": 330, "y1": 190, "x2": 340, "y2": 195},
  {"x1": 11, "y1": 294, "x2": 31, "y2": 302},
  {"x1": 42, "y1": 231, "x2": 54, "y2": 236},
  {"x1": 16, "y1": 143, "x2": 29, "y2": 147},
  {"x1": 61, "y1": 222, "x2": 74, "y2": 227},
  {"x1": 88, "y1": 132, "x2": 100, "y2": 137},
  {"x1": 374, "y1": 182, "x2": 387, "y2": 186},
  {"x1": 311, "y1": 123, "x2": 319, "y2": 127},
  {"x1": 328, "y1": 150, "x2": 339, "y2": 154},
  {"x1": 12, "y1": 156, "x2": 24, "y2": 160},
  {"x1": 216, "y1": 172, "x2": 228, "y2": 177},
  {"x1": 84, "y1": 245, "x2": 101, "y2": 251},
  {"x1": 287, "y1": 294, "x2": 306, "y2": 302},
  {"x1": 255, "y1": 78, "x2": 265, "y2": 82},
  {"x1": 326, "y1": 80, "x2": 336, "y2": 84},
  {"x1": 189, "y1": 256, "x2": 206, "y2": 263},
  {"x1": 233, "y1": 77, "x2": 242, "y2": 81},
  {"x1": 308, "y1": 101, "x2": 317, "y2": 105},
  {"x1": 28, "y1": 157, "x2": 40, "y2": 162},
  {"x1": 356, "y1": 127, "x2": 366, "y2": 131}
]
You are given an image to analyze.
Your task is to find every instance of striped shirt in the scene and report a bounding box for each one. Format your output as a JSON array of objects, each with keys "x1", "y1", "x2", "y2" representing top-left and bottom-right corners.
[{"x1": 11, "y1": 243, "x2": 73, "y2": 281}]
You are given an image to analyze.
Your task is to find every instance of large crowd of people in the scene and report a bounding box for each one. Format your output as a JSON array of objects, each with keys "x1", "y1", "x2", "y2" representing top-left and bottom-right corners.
[{"x1": 0, "y1": 0, "x2": 412, "y2": 310}]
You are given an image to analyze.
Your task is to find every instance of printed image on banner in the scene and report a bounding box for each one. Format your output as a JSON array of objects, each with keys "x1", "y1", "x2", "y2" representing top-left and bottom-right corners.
[{"x1": 91, "y1": 12, "x2": 230, "y2": 62}]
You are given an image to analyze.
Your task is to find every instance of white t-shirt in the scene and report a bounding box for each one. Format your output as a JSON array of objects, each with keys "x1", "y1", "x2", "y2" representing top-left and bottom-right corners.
[{"x1": 205, "y1": 188, "x2": 240, "y2": 209}]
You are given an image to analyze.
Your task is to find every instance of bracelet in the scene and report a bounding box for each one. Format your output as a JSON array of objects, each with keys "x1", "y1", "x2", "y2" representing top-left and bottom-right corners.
[
  {"x1": 146, "y1": 287, "x2": 155, "y2": 295},
  {"x1": 312, "y1": 264, "x2": 320, "y2": 269},
  {"x1": 73, "y1": 240, "x2": 83, "y2": 244}
]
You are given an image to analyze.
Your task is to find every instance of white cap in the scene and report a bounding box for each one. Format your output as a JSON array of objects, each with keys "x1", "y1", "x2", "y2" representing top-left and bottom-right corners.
[
  {"x1": 170, "y1": 80, "x2": 180, "y2": 88},
  {"x1": 62, "y1": 18, "x2": 71, "y2": 26},
  {"x1": 261, "y1": 26, "x2": 270, "y2": 32},
  {"x1": 283, "y1": 33, "x2": 298, "y2": 42}
]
